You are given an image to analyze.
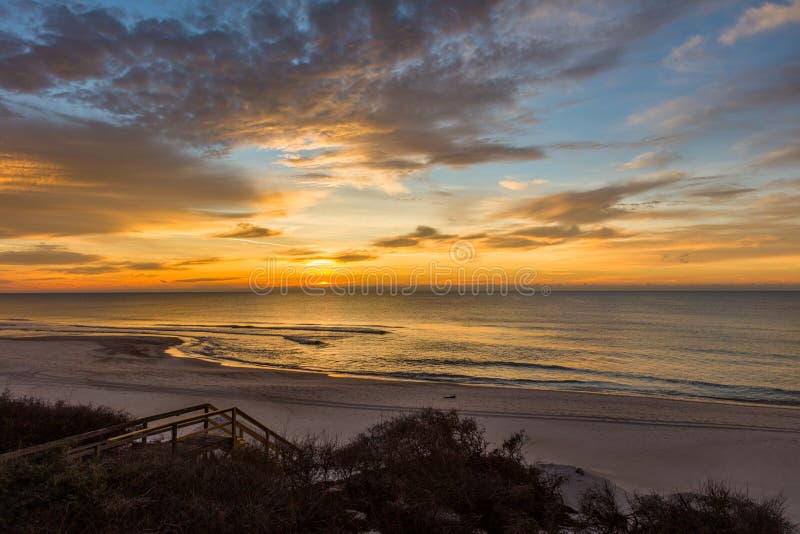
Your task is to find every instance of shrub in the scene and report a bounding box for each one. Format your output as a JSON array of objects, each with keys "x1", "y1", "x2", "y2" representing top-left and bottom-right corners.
[
  {"x1": 334, "y1": 409, "x2": 569, "y2": 533},
  {"x1": 579, "y1": 480, "x2": 795, "y2": 534},
  {"x1": 0, "y1": 390, "x2": 130, "y2": 453}
]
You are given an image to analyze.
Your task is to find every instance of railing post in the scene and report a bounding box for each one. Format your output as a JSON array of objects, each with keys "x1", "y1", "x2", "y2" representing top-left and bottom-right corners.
[
  {"x1": 204, "y1": 406, "x2": 209, "y2": 431},
  {"x1": 171, "y1": 423, "x2": 177, "y2": 454},
  {"x1": 231, "y1": 409, "x2": 237, "y2": 449},
  {"x1": 141, "y1": 421, "x2": 148, "y2": 445}
]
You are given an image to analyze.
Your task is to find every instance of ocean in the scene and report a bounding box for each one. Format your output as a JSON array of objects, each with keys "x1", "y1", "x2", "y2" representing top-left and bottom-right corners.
[{"x1": 0, "y1": 291, "x2": 798, "y2": 406}]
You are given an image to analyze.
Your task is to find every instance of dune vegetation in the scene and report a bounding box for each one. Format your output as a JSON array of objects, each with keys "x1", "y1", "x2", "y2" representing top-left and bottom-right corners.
[{"x1": 0, "y1": 393, "x2": 794, "y2": 533}]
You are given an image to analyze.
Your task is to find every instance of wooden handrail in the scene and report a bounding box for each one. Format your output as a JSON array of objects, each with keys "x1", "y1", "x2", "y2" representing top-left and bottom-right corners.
[
  {"x1": 0, "y1": 403, "x2": 219, "y2": 462},
  {"x1": 233, "y1": 407, "x2": 295, "y2": 450},
  {"x1": 106, "y1": 407, "x2": 234, "y2": 443},
  {"x1": 0, "y1": 403, "x2": 296, "y2": 462}
]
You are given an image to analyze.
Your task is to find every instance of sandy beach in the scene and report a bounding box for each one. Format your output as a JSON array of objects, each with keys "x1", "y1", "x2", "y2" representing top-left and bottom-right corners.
[{"x1": 1, "y1": 334, "x2": 798, "y2": 518}]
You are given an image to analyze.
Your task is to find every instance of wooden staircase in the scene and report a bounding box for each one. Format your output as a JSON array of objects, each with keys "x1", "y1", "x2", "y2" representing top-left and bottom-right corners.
[{"x1": 0, "y1": 403, "x2": 296, "y2": 461}]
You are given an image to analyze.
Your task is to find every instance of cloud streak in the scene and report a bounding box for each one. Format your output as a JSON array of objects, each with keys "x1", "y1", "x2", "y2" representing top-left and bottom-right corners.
[
  {"x1": 498, "y1": 176, "x2": 682, "y2": 224},
  {"x1": 620, "y1": 151, "x2": 679, "y2": 170},
  {"x1": 373, "y1": 225, "x2": 457, "y2": 248},
  {"x1": 499, "y1": 178, "x2": 547, "y2": 191},
  {"x1": 214, "y1": 223, "x2": 282, "y2": 239},
  {"x1": 0, "y1": 244, "x2": 101, "y2": 265},
  {"x1": 664, "y1": 35, "x2": 706, "y2": 72},
  {"x1": 720, "y1": 0, "x2": 800, "y2": 44}
]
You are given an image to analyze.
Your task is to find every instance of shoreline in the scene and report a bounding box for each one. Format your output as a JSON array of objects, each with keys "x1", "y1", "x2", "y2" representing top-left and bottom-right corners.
[
  {"x1": 1, "y1": 333, "x2": 799, "y2": 518},
  {"x1": 8, "y1": 332, "x2": 798, "y2": 412},
  {"x1": 2, "y1": 333, "x2": 799, "y2": 430}
]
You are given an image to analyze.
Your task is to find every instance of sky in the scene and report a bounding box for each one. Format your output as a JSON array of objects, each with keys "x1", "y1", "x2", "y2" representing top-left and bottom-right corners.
[{"x1": 0, "y1": 0, "x2": 799, "y2": 291}]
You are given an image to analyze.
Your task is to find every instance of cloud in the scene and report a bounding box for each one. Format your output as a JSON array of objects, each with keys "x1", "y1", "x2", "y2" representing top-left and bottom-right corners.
[
  {"x1": 498, "y1": 176, "x2": 682, "y2": 224},
  {"x1": 175, "y1": 277, "x2": 241, "y2": 283},
  {"x1": 0, "y1": 118, "x2": 269, "y2": 237},
  {"x1": 720, "y1": 0, "x2": 800, "y2": 45},
  {"x1": 54, "y1": 265, "x2": 119, "y2": 275},
  {"x1": 116, "y1": 262, "x2": 167, "y2": 271},
  {"x1": 482, "y1": 235, "x2": 552, "y2": 249},
  {"x1": 30, "y1": 256, "x2": 239, "y2": 276},
  {"x1": 688, "y1": 187, "x2": 756, "y2": 199},
  {"x1": 479, "y1": 224, "x2": 629, "y2": 249},
  {"x1": 0, "y1": 243, "x2": 101, "y2": 265},
  {"x1": 373, "y1": 225, "x2": 457, "y2": 248},
  {"x1": 514, "y1": 225, "x2": 627, "y2": 239},
  {"x1": 214, "y1": 223, "x2": 282, "y2": 239},
  {"x1": 620, "y1": 151, "x2": 680, "y2": 169},
  {"x1": 0, "y1": 1, "x2": 710, "y2": 190},
  {"x1": 499, "y1": 178, "x2": 547, "y2": 191},
  {"x1": 664, "y1": 35, "x2": 706, "y2": 72},
  {"x1": 628, "y1": 62, "x2": 800, "y2": 132},
  {"x1": 0, "y1": 100, "x2": 15, "y2": 117},
  {"x1": 330, "y1": 250, "x2": 379, "y2": 263},
  {"x1": 756, "y1": 139, "x2": 800, "y2": 167},
  {"x1": 279, "y1": 247, "x2": 323, "y2": 257},
  {"x1": 276, "y1": 247, "x2": 378, "y2": 263},
  {"x1": 549, "y1": 135, "x2": 682, "y2": 151},
  {"x1": 173, "y1": 257, "x2": 228, "y2": 266},
  {"x1": 660, "y1": 239, "x2": 800, "y2": 264}
]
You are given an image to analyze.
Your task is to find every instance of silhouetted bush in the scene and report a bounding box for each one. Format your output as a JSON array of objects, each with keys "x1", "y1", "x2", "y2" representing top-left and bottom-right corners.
[
  {"x1": 579, "y1": 480, "x2": 795, "y2": 534},
  {"x1": 0, "y1": 390, "x2": 130, "y2": 453},
  {"x1": 334, "y1": 409, "x2": 568, "y2": 532}
]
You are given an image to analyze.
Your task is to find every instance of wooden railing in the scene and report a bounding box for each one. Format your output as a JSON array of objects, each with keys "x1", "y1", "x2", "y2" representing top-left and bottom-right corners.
[{"x1": 0, "y1": 403, "x2": 296, "y2": 462}]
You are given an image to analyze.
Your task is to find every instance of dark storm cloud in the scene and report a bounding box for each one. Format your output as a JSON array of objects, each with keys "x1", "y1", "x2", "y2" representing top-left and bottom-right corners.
[
  {"x1": 0, "y1": 0, "x2": 710, "y2": 183},
  {"x1": 0, "y1": 118, "x2": 265, "y2": 237}
]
